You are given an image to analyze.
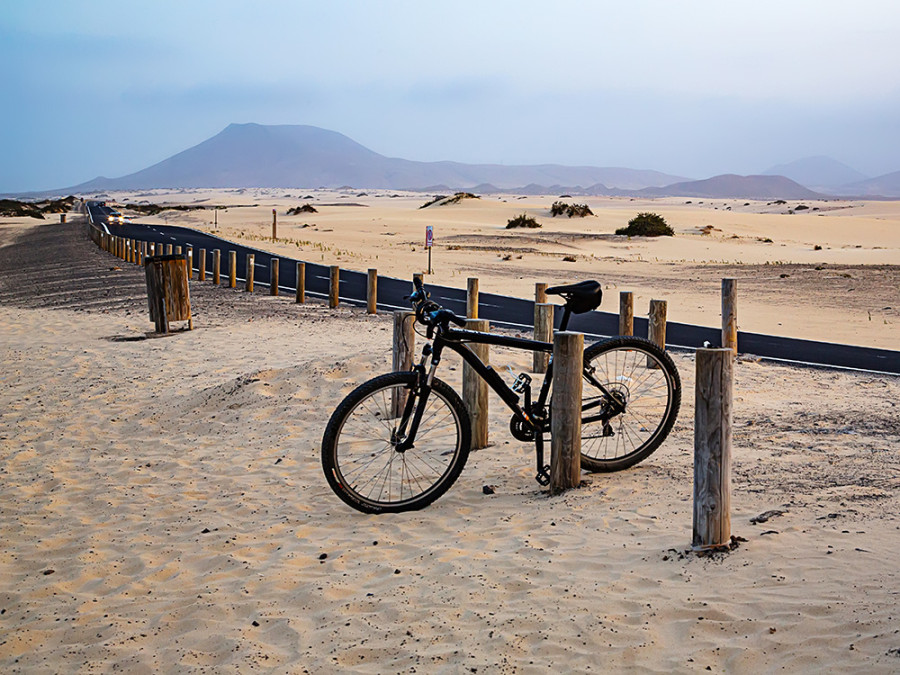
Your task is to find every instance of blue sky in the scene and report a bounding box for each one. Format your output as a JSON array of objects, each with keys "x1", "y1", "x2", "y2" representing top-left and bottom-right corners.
[{"x1": 3, "y1": 0, "x2": 899, "y2": 192}]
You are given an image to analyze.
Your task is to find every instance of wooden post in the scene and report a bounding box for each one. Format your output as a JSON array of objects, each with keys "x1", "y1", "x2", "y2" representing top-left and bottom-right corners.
[
  {"x1": 367, "y1": 269, "x2": 378, "y2": 314},
  {"x1": 329, "y1": 265, "x2": 339, "y2": 308},
  {"x1": 212, "y1": 249, "x2": 221, "y2": 285},
  {"x1": 647, "y1": 299, "x2": 668, "y2": 368},
  {"x1": 692, "y1": 348, "x2": 733, "y2": 551},
  {"x1": 166, "y1": 244, "x2": 173, "y2": 256},
  {"x1": 619, "y1": 291, "x2": 634, "y2": 336},
  {"x1": 413, "y1": 272, "x2": 424, "y2": 288},
  {"x1": 533, "y1": 303, "x2": 554, "y2": 374},
  {"x1": 550, "y1": 331, "x2": 583, "y2": 494},
  {"x1": 144, "y1": 255, "x2": 192, "y2": 334},
  {"x1": 228, "y1": 251, "x2": 236, "y2": 288},
  {"x1": 270, "y1": 258, "x2": 279, "y2": 296},
  {"x1": 174, "y1": 245, "x2": 181, "y2": 256},
  {"x1": 467, "y1": 277, "x2": 479, "y2": 319},
  {"x1": 535, "y1": 282, "x2": 548, "y2": 305},
  {"x1": 295, "y1": 262, "x2": 305, "y2": 303},
  {"x1": 272, "y1": 208, "x2": 277, "y2": 240},
  {"x1": 463, "y1": 319, "x2": 490, "y2": 449},
  {"x1": 722, "y1": 278, "x2": 738, "y2": 355},
  {"x1": 199, "y1": 248, "x2": 207, "y2": 281},
  {"x1": 186, "y1": 247, "x2": 193, "y2": 279},
  {"x1": 391, "y1": 311, "x2": 415, "y2": 417},
  {"x1": 245, "y1": 254, "x2": 255, "y2": 292}
]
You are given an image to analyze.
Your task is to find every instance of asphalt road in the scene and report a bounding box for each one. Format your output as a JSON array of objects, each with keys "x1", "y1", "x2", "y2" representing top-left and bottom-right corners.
[{"x1": 84, "y1": 201, "x2": 900, "y2": 374}]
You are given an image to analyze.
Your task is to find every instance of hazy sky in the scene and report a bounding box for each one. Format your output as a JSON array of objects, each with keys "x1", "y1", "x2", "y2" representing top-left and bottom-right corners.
[{"x1": 3, "y1": 0, "x2": 899, "y2": 192}]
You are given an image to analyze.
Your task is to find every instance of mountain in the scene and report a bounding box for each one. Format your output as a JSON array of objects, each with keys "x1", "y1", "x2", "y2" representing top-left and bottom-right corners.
[
  {"x1": 762, "y1": 156, "x2": 869, "y2": 193},
  {"x1": 70, "y1": 123, "x2": 688, "y2": 192},
  {"x1": 638, "y1": 174, "x2": 826, "y2": 200},
  {"x1": 839, "y1": 170, "x2": 900, "y2": 198}
]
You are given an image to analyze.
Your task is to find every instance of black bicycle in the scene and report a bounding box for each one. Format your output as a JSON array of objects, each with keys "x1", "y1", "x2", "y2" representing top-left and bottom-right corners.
[{"x1": 322, "y1": 278, "x2": 681, "y2": 513}]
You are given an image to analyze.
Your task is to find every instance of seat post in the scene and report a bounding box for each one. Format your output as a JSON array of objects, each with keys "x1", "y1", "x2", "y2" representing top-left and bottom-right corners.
[{"x1": 559, "y1": 304, "x2": 572, "y2": 331}]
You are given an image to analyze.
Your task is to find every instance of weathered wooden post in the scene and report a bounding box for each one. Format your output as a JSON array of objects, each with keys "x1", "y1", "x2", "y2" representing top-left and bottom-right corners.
[
  {"x1": 245, "y1": 254, "x2": 255, "y2": 292},
  {"x1": 272, "y1": 208, "x2": 277, "y2": 240},
  {"x1": 463, "y1": 318, "x2": 490, "y2": 449},
  {"x1": 228, "y1": 251, "x2": 237, "y2": 288},
  {"x1": 533, "y1": 303, "x2": 554, "y2": 374},
  {"x1": 329, "y1": 266, "x2": 339, "y2": 308},
  {"x1": 550, "y1": 331, "x2": 583, "y2": 494},
  {"x1": 270, "y1": 258, "x2": 279, "y2": 296},
  {"x1": 212, "y1": 250, "x2": 221, "y2": 285},
  {"x1": 693, "y1": 348, "x2": 733, "y2": 551},
  {"x1": 174, "y1": 245, "x2": 181, "y2": 256},
  {"x1": 186, "y1": 246, "x2": 193, "y2": 279},
  {"x1": 295, "y1": 262, "x2": 305, "y2": 303},
  {"x1": 198, "y1": 248, "x2": 207, "y2": 281},
  {"x1": 367, "y1": 269, "x2": 378, "y2": 314},
  {"x1": 467, "y1": 277, "x2": 479, "y2": 319},
  {"x1": 535, "y1": 282, "x2": 548, "y2": 305},
  {"x1": 619, "y1": 291, "x2": 634, "y2": 336},
  {"x1": 722, "y1": 278, "x2": 738, "y2": 355},
  {"x1": 144, "y1": 254, "x2": 192, "y2": 334},
  {"x1": 391, "y1": 311, "x2": 415, "y2": 417},
  {"x1": 413, "y1": 272, "x2": 424, "y2": 288},
  {"x1": 647, "y1": 299, "x2": 668, "y2": 368},
  {"x1": 166, "y1": 244, "x2": 173, "y2": 256}
]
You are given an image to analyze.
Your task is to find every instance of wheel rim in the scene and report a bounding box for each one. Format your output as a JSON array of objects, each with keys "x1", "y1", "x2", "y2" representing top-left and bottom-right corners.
[
  {"x1": 332, "y1": 383, "x2": 462, "y2": 507},
  {"x1": 581, "y1": 346, "x2": 674, "y2": 462}
]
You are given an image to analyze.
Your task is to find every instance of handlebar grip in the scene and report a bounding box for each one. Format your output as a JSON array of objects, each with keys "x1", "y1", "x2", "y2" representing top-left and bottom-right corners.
[{"x1": 449, "y1": 313, "x2": 467, "y2": 328}]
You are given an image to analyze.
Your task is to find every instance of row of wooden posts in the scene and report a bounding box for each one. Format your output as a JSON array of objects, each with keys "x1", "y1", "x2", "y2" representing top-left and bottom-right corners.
[{"x1": 97, "y1": 229, "x2": 733, "y2": 551}]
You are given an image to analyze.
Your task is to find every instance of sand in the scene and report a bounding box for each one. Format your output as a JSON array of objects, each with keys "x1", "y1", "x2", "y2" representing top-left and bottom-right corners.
[{"x1": 1, "y1": 213, "x2": 899, "y2": 672}]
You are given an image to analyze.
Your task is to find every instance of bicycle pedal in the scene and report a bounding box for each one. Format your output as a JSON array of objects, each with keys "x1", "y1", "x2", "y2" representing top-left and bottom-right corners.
[
  {"x1": 512, "y1": 373, "x2": 532, "y2": 394},
  {"x1": 535, "y1": 465, "x2": 551, "y2": 486}
]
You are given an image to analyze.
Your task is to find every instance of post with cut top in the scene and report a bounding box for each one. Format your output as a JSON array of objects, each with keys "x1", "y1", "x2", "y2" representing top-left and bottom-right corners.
[
  {"x1": 535, "y1": 282, "x2": 548, "y2": 305},
  {"x1": 228, "y1": 251, "x2": 237, "y2": 288},
  {"x1": 367, "y1": 269, "x2": 377, "y2": 314},
  {"x1": 270, "y1": 258, "x2": 279, "y2": 296},
  {"x1": 463, "y1": 318, "x2": 490, "y2": 449},
  {"x1": 413, "y1": 272, "x2": 423, "y2": 288},
  {"x1": 391, "y1": 311, "x2": 415, "y2": 417},
  {"x1": 533, "y1": 303, "x2": 554, "y2": 374},
  {"x1": 619, "y1": 291, "x2": 634, "y2": 336},
  {"x1": 245, "y1": 254, "x2": 255, "y2": 292},
  {"x1": 329, "y1": 266, "x2": 340, "y2": 308},
  {"x1": 166, "y1": 244, "x2": 173, "y2": 256},
  {"x1": 198, "y1": 248, "x2": 207, "y2": 281},
  {"x1": 272, "y1": 208, "x2": 277, "y2": 240},
  {"x1": 186, "y1": 247, "x2": 193, "y2": 279},
  {"x1": 550, "y1": 331, "x2": 583, "y2": 494},
  {"x1": 467, "y1": 277, "x2": 479, "y2": 319},
  {"x1": 692, "y1": 348, "x2": 733, "y2": 551},
  {"x1": 295, "y1": 262, "x2": 305, "y2": 303},
  {"x1": 722, "y1": 278, "x2": 738, "y2": 355},
  {"x1": 647, "y1": 299, "x2": 668, "y2": 368},
  {"x1": 174, "y1": 245, "x2": 181, "y2": 256},
  {"x1": 212, "y1": 249, "x2": 221, "y2": 285}
]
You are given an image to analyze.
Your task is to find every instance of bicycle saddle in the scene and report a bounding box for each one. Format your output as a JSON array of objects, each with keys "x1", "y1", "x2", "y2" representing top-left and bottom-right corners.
[{"x1": 545, "y1": 280, "x2": 603, "y2": 314}]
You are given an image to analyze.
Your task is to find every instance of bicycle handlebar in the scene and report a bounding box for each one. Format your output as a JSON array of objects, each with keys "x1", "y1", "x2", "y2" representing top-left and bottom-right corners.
[{"x1": 408, "y1": 277, "x2": 467, "y2": 330}]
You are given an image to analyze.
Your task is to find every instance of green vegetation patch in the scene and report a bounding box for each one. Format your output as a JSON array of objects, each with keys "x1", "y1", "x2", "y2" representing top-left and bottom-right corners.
[
  {"x1": 506, "y1": 213, "x2": 542, "y2": 229},
  {"x1": 550, "y1": 201, "x2": 594, "y2": 218},
  {"x1": 615, "y1": 212, "x2": 674, "y2": 237}
]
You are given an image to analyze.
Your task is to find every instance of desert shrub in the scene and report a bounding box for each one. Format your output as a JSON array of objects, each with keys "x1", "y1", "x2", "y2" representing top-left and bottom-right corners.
[
  {"x1": 562, "y1": 255, "x2": 576, "y2": 262},
  {"x1": 419, "y1": 195, "x2": 447, "y2": 209},
  {"x1": 419, "y1": 192, "x2": 479, "y2": 209},
  {"x1": 551, "y1": 201, "x2": 594, "y2": 218},
  {"x1": 287, "y1": 204, "x2": 317, "y2": 215},
  {"x1": 0, "y1": 199, "x2": 43, "y2": 219},
  {"x1": 615, "y1": 212, "x2": 674, "y2": 237},
  {"x1": 506, "y1": 213, "x2": 541, "y2": 229}
]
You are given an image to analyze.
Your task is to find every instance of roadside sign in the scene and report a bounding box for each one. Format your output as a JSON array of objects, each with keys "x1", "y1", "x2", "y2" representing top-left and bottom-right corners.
[{"x1": 425, "y1": 225, "x2": 434, "y2": 248}]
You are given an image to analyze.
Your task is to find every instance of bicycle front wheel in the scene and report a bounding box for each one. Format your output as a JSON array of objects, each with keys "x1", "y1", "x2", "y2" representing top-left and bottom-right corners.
[
  {"x1": 579, "y1": 336, "x2": 681, "y2": 472},
  {"x1": 321, "y1": 372, "x2": 471, "y2": 514}
]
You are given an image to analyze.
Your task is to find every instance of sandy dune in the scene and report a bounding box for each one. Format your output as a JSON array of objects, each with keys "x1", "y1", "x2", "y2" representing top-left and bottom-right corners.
[{"x1": 1, "y1": 215, "x2": 899, "y2": 672}]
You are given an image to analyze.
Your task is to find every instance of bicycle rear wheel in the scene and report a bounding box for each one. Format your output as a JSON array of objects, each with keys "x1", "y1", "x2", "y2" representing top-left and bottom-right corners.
[
  {"x1": 321, "y1": 372, "x2": 471, "y2": 513},
  {"x1": 579, "y1": 336, "x2": 681, "y2": 472}
]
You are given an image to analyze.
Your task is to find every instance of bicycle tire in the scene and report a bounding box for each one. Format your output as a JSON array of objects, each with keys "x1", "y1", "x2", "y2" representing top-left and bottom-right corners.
[
  {"x1": 321, "y1": 371, "x2": 471, "y2": 513},
  {"x1": 577, "y1": 336, "x2": 681, "y2": 472}
]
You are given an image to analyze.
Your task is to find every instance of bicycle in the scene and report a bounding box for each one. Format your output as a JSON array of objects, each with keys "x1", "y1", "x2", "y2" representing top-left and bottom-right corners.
[{"x1": 321, "y1": 278, "x2": 681, "y2": 513}]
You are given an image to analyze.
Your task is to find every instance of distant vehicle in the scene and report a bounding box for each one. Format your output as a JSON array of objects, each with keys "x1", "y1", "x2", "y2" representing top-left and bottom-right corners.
[{"x1": 107, "y1": 211, "x2": 125, "y2": 224}]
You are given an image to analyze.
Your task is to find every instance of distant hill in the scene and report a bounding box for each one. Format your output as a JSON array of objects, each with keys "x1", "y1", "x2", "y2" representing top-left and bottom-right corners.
[
  {"x1": 638, "y1": 174, "x2": 826, "y2": 200},
  {"x1": 763, "y1": 156, "x2": 869, "y2": 193},
  {"x1": 839, "y1": 170, "x2": 900, "y2": 198},
  {"x1": 70, "y1": 123, "x2": 687, "y2": 193}
]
